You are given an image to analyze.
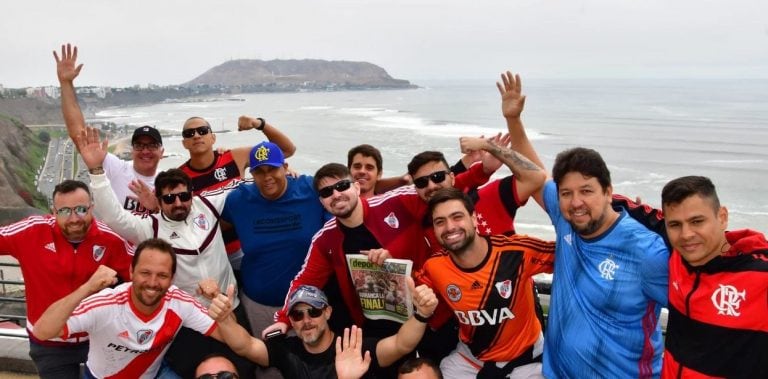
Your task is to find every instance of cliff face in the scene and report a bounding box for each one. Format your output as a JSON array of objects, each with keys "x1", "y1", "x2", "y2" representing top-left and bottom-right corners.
[
  {"x1": 0, "y1": 98, "x2": 62, "y2": 125},
  {"x1": 0, "y1": 111, "x2": 49, "y2": 224},
  {"x1": 184, "y1": 59, "x2": 415, "y2": 89}
]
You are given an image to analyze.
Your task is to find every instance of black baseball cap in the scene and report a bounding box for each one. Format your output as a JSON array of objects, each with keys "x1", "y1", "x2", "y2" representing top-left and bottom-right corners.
[{"x1": 132, "y1": 125, "x2": 162, "y2": 145}]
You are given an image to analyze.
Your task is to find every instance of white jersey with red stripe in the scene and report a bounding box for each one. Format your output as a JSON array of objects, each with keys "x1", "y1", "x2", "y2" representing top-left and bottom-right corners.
[{"x1": 63, "y1": 282, "x2": 217, "y2": 378}]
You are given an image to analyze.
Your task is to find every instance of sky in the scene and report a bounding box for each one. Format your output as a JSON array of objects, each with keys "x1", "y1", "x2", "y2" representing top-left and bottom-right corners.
[{"x1": 2, "y1": 0, "x2": 767, "y2": 87}]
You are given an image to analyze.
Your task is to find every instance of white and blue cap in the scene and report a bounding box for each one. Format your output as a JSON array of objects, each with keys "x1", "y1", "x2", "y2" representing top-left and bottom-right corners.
[
  {"x1": 249, "y1": 141, "x2": 285, "y2": 171},
  {"x1": 288, "y1": 285, "x2": 329, "y2": 310}
]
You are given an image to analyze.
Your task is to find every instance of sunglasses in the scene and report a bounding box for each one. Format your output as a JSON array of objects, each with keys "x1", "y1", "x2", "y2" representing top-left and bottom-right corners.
[
  {"x1": 196, "y1": 372, "x2": 239, "y2": 379},
  {"x1": 413, "y1": 170, "x2": 450, "y2": 189},
  {"x1": 132, "y1": 142, "x2": 162, "y2": 151},
  {"x1": 288, "y1": 307, "x2": 325, "y2": 321},
  {"x1": 182, "y1": 125, "x2": 212, "y2": 139},
  {"x1": 160, "y1": 191, "x2": 192, "y2": 204},
  {"x1": 55, "y1": 205, "x2": 90, "y2": 218},
  {"x1": 318, "y1": 179, "x2": 352, "y2": 199}
]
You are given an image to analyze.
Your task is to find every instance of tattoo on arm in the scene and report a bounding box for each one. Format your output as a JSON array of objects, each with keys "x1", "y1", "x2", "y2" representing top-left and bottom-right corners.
[{"x1": 489, "y1": 141, "x2": 541, "y2": 171}]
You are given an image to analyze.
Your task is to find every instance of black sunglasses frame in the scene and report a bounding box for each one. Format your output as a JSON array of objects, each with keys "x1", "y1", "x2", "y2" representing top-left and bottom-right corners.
[
  {"x1": 318, "y1": 179, "x2": 352, "y2": 199},
  {"x1": 182, "y1": 125, "x2": 212, "y2": 139},
  {"x1": 413, "y1": 170, "x2": 450, "y2": 189},
  {"x1": 288, "y1": 307, "x2": 325, "y2": 321},
  {"x1": 160, "y1": 191, "x2": 193, "y2": 205},
  {"x1": 195, "y1": 371, "x2": 239, "y2": 379}
]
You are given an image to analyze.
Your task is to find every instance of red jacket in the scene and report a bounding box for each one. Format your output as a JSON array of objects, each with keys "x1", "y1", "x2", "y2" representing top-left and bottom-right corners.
[
  {"x1": 662, "y1": 229, "x2": 768, "y2": 378},
  {"x1": 0, "y1": 216, "x2": 133, "y2": 344},
  {"x1": 276, "y1": 187, "x2": 429, "y2": 326}
]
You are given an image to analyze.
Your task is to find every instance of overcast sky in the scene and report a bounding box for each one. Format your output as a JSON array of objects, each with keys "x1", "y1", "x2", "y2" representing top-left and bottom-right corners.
[{"x1": 2, "y1": 0, "x2": 766, "y2": 87}]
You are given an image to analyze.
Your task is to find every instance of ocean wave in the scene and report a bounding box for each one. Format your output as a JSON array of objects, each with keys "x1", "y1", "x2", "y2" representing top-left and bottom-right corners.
[
  {"x1": 703, "y1": 159, "x2": 765, "y2": 164},
  {"x1": 729, "y1": 209, "x2": 768, "y2": 217},
  {"x1": 337, "y1": 107, "x2": 398, "y2": 117},
  {"x1": 299, "y1": 105, "x2": 333, "y2": 110}
]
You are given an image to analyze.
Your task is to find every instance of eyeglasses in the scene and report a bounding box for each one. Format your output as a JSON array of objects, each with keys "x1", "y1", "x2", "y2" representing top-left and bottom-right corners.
[
  {"x1": 196, "y1": 372, "x2": 239, "y2": 379},
  {"x1": 288, "y1": 307, "x2": 325, "y2": 321},
  {"x1": 318, "y1": 179, "x2": 352, "y2": 199},
  {"x1": 132, "y1": 142, "x2": 162, "y2": 151},
  {"x1": 182, "y1": 126, "x2": 212, "y2": 139},
  {"x1": 55, "y1": 205, "x2": 90, "y2": 218},
  {"x1": 160, "y1": 191, "x2": 192, "y2": 204},
  {"x1": 413, "y1": 170, "x2": 450, "y2": 189}
]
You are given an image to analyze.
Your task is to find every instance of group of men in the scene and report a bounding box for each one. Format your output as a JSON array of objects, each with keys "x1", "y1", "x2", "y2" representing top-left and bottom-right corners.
[{"x1": 0, "y1": 43, "x2": 765, "y2": 379}]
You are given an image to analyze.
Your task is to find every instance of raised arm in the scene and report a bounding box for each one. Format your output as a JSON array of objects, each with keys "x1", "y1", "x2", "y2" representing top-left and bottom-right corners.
[
  {"x1": 32, "y1": 266, "x2": 117, "y2": 341},
  {"x1": 498, "y1": 71, "x2": 548, "y2": 207},
  {"x1": 374, "y1": 277, "x2": 437, "y2": 367},
  {"x1": 459, "y1": 136, "x2": 546, "y2": 203},
  {"x1": 209, "y1": 284, "x2": 270, "y2": 366},
  {"x1": 231, "y1": 115, "x2": 297, "y2": 172},
  {"x1": 54, "y1": 44, "x2": 88, "y2": 143}
]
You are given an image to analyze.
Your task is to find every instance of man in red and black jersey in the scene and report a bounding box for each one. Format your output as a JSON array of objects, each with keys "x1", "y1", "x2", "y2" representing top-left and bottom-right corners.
[
  {"x1": 179, "y1": 115, "x2": 295, "y2": 271},
  {"x1": 415, "y1": 187, "x2": 555, "y2": 378},
  {"x1": 660, "y1": 176, "x2": 768, "y2": 378}
]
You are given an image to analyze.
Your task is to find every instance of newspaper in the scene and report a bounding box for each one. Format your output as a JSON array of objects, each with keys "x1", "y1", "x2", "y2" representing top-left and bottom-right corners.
[{"x1": 346, "y1": 254, "x2": 413, "y2": 323}]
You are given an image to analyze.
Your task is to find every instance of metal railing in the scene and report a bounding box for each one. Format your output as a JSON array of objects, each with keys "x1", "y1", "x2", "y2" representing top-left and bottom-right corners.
[{"x1": 0, "y1": 261, "x2": 26, "y2": 338}]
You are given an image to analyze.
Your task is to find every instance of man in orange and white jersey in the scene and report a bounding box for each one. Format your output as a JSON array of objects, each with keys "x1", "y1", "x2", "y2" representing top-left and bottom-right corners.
[{"x1": 415, "y1": 187, "x2": 555, "y2": 379}]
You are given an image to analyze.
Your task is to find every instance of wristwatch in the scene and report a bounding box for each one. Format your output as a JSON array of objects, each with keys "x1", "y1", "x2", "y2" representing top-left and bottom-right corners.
[
  {"x1": 88, "y1": 166, "x2": 105, "y2": 175},
  {"x1": 256, "y1": 117, "x2": 266, "y2": 131}
]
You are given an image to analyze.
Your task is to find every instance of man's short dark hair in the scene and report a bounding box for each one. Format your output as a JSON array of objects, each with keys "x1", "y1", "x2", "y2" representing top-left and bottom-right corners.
[
  {"x1": 398, "y1": 357, "x2": 442, "y2": 379},
  {"x1": 347, "y1": 144, "x2": 383, "y2": 172},
  {"x1": 132, "y1": 238, "x2": 177, "y2": 275},
  {"x1": 154, "y1": 169, "x2": 193, "y2": 197},
  {"x1": 407, "y1": 151, "x2": 450, "y2": 177},
  {"x1": 552, "y1": 147, "x2": 611, "y2": 191},
  {"x1": 313, "y1": 163, "x2": 351, "y2": 191},
  {"x1": 52, "y1": 180, "x2": 91, "y2": 200},
  {"x1": 183, "y1": 116, "x2": 211, "y2": 128},
  {"x1": 427, "y1": 187, "x2": 474, "y2": 221},
  {"x1": 661, "y1": 175, "x2": 720, "y2": 212}
]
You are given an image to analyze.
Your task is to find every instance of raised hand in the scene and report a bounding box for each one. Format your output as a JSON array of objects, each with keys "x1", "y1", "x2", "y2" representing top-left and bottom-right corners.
[
  {"x1": 53, "y1": 43, "x2": 83, "y2": 83},
  {"x1": 407, "y1": 277, "x2": 438, "y2": 318},
  {"x1": 237, "y1": 115, "x2": 260, "y2": 131},
  {"x1": 335, "y1": 326, "x2": 372, "y2": 379},
  {"x1": 208, "y1": 284, "x2": 235, "y2": 322},
  {"x1": 128, "y1": 179, "x2": 158, "y2": 211},
  {"x1": 75, "y1": 127, "x2": 108, "y2": 170},
  {"x1": 85, "y1": 265, "x2": 118, "y2": 294},
  {"x1": 497, "y1": 71, "x2": 526, "y2": 119}
]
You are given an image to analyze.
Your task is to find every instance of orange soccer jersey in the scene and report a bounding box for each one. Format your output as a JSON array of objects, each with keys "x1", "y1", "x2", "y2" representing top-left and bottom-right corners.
[{"x1": 417, "y1": 234, "x2": 555, "y2": 363}]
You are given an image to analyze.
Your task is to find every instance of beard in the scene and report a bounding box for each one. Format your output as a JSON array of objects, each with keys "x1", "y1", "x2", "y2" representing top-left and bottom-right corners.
[
  {"x1": 570, "y1": 212, "x2": 606, "y2": 237},
  {"x1": 331, "y1": 196, "x2": 358, "y2": 219},
  {"x1": 166, "y1": 206, "x2": 190, "y2": 221},
  {"x1": 62, "y1": 220, "x2": 88, "y2": 241},
  {"x1": 299, "y1": 323, "x2": 327, "y2": 347},
  {"x1": 441, "y1": 229, "x2": 475, "y2": 256}
]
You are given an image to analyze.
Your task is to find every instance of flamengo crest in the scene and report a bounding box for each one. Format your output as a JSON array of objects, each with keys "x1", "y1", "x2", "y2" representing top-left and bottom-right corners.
[
  {"x1": 214, "y1": 167, "x2": 228, "y2": 182},
  {"x1": 711, "y1": 284, "x2": 746, "y2": 317},
  {"x1": 598, "y1": 258, "x2": 619, "y2": 280}
]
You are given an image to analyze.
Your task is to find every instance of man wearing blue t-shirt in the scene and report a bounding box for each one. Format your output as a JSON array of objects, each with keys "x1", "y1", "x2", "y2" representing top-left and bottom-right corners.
[
  {"x1": 221, "y1": 141, "x2": 331, "y2": 378},
  {"x1": 531, "y1": 147, "x2": 668, "y2": 378}
]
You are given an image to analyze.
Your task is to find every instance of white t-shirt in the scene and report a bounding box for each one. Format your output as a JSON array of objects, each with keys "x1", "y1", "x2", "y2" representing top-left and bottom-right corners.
[
  {"x1": 102, "y1": 154, "x2": 156, "y2": 215},
  {"x1": 63, "y1": 282, "x2": 216, "y2": 379}
]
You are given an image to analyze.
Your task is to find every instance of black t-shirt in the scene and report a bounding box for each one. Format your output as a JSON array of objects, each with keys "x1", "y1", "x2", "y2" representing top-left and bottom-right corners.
[{"x1": 266, "y1": 334, "x2": 380, "y2": 379}]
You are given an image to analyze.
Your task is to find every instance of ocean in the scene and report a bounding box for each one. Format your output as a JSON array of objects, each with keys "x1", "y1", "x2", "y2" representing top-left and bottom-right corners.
[{"x1": 94, "y1": 78, "x2": 768, "y2": 238}]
